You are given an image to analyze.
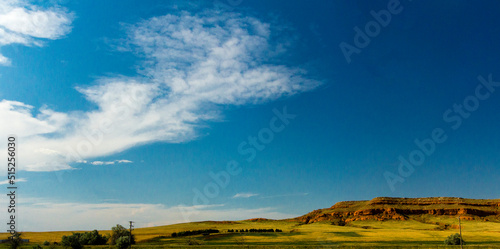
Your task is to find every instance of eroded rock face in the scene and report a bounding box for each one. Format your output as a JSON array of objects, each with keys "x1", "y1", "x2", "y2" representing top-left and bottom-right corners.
[{"x1": 294, "y1": 197, "x2": 500, "y2": 224}]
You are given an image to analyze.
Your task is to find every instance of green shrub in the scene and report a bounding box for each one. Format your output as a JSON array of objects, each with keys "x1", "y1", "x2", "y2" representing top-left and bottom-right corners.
[
  {"x1": 79, "y1": 230, "x2": 108, "y2": 245},
  {"x1": 115, "y1": 236, "x2": 130, "y2": 249},
  {"x1": 61, "y1": 230, "x2": 107, "y2": 249},
  {"x1": 444, "y1": 233, "x2": 465, "y2": 245},
  {"x1": 32, "y1": 245, "x2": 42, "y2": 249},
  {"x1": 187, "y1": 239, "x2": 200, "y2": 245},
  {"x1": 331, "y1": 219, "x2": 346, "y2": 226},
  {"x1": 110, "y1": 225, "x2": 134, "y2": 245},
  {"x1": 43, "y1": 241, "x2": 50, "y2": 246},
  {"x1": 61, "y1": 234, "x2": 83, "y2": 249},
  {"x1": 8, "y1": 232, "x2": 23, "y2": 249}
]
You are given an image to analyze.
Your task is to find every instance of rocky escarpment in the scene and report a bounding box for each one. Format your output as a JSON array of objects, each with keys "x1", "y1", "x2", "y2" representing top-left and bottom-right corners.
[{"x1": 293, "y1": 197, "x2": 500, "y2": 224}]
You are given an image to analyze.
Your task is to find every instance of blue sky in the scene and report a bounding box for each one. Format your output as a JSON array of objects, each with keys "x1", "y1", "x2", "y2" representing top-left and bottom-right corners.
[{"x1": 1, "y1": 0, "x2": 500, "y2": 231}]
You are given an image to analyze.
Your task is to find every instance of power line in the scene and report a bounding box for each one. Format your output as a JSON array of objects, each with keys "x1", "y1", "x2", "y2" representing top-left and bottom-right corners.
[
  {"x1": 458, "y1": 216, "x2": 463, "y2": 249},
  {"x1": 129, "y1": 221, "x2": 134, "y2": 249}
]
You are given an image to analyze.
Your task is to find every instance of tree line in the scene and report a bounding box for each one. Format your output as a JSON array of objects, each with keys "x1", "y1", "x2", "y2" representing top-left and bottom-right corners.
[
  {"x1": 170, "y1": 228, "x2": 283, "y2": 238},
  {"x1": 59, "y1": 224, "x2": 134, "y2": 249},
  {"x1": 171, "y1": 229, "x2": 219, "y2": 237},
  {"x1": 226, "y1": 228, "x2": 283, "y2": 233}
]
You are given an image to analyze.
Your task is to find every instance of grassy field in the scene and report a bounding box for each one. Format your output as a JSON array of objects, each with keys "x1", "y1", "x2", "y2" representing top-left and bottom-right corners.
[{"x1": 1, "y1": 217, "x2": 500, "y2": 248}]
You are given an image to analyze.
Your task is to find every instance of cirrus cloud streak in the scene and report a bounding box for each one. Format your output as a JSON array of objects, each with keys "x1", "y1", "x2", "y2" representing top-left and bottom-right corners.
[
  {"x1": 0, "y1": 10, "x2": 320, "y2": 172},
  {"x1": 0, "y1": 0, "x2": 73, "y2": 65}
]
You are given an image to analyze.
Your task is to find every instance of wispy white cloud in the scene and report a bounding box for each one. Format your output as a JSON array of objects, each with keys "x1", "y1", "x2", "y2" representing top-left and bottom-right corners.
[
  {"x1": 0, "y1": 177, "x2": 26, "y2": 185},
  {"x1": 12, "y1": 197, "x2": 296, "y2": 231},
  {"x1": 0, "y1": 53, "x2": 10, "y2": 65},
  {"x1": 233, "y1": 192, "x2": 259, "y2": 198},
  {"x1": 0, "y1": 10, "x2": 320, "y2": 172},
  {"x1": 90, "y1": 161, "x2": 110, "y2": 165},
  {"x1": 89, "y1": 160, "x2": 133, "y2": 165},
  {"x1": 260, "y1": 193, "x2": 309, "y2": 199},
  {"x1": 0, "y1": 0, "x2": 73, "y2": 65}
]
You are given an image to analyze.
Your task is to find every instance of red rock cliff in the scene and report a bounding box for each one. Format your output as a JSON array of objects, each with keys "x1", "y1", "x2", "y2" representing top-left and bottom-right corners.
[{"x1": 293, "y1": 197, "x2": 500, "y2": 224}]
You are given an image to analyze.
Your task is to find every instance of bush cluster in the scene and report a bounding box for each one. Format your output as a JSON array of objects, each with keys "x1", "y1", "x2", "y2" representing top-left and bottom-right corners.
[
  {"x1": 331, "y1": 219, "x2": 346, "y2": 226},
  {"x1": 61, "y1": 234, "x2": 83, "y2": 249},
  {"x1": 8, "y1": 232, "x2": 23, "y2": 249},
  {"x1": 444, "y1": 233, "x2": 465, "y2": 245},
  {"x1": 60, "y1": 225, "x2": 136, "y2": 249},
  {"x1": 171, "y1": 229, "x2": 219, "y2": 237},
  {"x1": 227, "y1": 228, "x2": 282, "y2": 233},
  {"x1": 115, "y1": 236, "x2": 131, "y2": 249},
  {"x1": 31, "y1": 245, "x2": 42, "y2": 249},
  {"x1": 109, "y1": 224, "x2": 135, "y2": 245},
  {"x1": 61, "y1": 230, "x2": 107, "y2": 249}
]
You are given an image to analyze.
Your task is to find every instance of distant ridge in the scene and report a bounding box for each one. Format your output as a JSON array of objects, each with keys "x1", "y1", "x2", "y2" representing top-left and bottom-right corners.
[
  {"x1": 292, "y1": 197, "x2": 500, "y2": 224},
  {"x1": 245, "y1": 218, "x2": 275, "y2": 222}
]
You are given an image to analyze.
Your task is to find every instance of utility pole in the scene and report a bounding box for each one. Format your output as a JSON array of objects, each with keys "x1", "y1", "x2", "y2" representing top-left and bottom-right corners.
[
  {"x1": 129, "y1": 221, "x2": 134, "y2": 249},
  {"x1": 458, "y1": 216, "x2": 463, "y2": 249}
]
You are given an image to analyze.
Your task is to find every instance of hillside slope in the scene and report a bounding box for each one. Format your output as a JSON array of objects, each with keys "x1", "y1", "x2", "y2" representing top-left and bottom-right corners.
[{"x1": 9, "y1": 197, "x2": 500, "y2": 246}]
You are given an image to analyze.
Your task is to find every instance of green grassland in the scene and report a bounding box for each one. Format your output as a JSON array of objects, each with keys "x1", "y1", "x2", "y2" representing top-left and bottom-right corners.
[{"x1": 2, "y1": 215, "x2": 500, "y2": 248}]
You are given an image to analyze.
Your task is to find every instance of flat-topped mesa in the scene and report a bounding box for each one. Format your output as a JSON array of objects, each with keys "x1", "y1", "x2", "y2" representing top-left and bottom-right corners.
[
  {"x1": 294, "y1": 197, "x2": 500, "y2": 224},
  {"x1": 330, "y1": 200, "x2": 365, "y2": 209},
  {"x1": 366, "y1": 197, "x2": 500, "y2": 206}
]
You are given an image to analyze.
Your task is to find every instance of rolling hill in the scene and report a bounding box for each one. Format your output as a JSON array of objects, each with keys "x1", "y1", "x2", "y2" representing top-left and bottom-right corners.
[{"x1": 6, "y1": 197, "x2": 500, "y2": 248}]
